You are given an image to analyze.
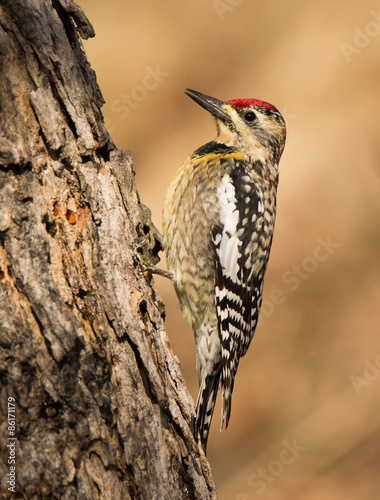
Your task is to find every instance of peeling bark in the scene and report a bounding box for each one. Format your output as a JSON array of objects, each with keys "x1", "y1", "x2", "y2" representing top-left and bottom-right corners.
[{"x1": 0, "y1": 1, "x2": 216, "y2": 498}]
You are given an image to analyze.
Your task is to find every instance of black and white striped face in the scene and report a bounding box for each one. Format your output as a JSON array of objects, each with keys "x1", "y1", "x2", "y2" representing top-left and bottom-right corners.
[
  {"x1": 215, "y1": 103, "x2": 286, "y2": 164},
  {"x1": 184, "y1": 89, "x2": 286, "y2": 165}
]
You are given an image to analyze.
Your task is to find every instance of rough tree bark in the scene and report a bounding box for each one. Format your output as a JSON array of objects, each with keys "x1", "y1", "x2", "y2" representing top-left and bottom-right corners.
[{"x1": 0, "y1": 1, "x2": 216, "y2": 498}]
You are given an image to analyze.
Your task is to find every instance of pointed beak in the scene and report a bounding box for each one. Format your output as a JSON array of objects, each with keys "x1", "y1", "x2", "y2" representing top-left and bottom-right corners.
[{"x1": 185, "y1": 89, "x2": 230, "y2": 122}]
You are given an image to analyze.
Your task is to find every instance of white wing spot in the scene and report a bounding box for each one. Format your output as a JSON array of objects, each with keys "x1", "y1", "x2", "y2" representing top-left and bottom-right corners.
[
  {"x1": 215, "y1": 286, "x2": 227, "y2": 300},
  {"x1": 219, "y1": 309, "x2": 229, "y2": 321},
  {"x1": 221, "y1": 329, "x2": 229, "y2": 340},
  {"x1": 225, "y1": 290, "x2": 243, "y2": 306},
  {"x1": 214, "y1": 233, "x2": 222, "y2": 245},
  {"x1": 221, "y1": 347, "x2": 230, "y2": 359}
]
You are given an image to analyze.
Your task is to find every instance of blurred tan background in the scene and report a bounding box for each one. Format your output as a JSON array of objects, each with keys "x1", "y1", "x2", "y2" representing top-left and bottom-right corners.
[{"x1": 79, "y1": 1, "x2": 380, "y2": 498}]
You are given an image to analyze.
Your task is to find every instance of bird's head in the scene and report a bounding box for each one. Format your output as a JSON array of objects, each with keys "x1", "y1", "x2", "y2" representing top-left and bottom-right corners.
[{"x1": 185, "y1": 89, "x2": 286, "y2": 165}]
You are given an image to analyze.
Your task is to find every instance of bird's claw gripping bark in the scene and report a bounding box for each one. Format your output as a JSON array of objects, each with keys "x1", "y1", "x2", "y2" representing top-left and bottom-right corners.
[{"x1": 136, "y1": 204, "x2": 173, "y2": 283}]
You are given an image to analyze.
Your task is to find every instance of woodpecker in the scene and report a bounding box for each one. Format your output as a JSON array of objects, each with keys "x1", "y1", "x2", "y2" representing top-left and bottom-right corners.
[{"x1": 162, "y1": 89, "x2": 286, "y2": 451}]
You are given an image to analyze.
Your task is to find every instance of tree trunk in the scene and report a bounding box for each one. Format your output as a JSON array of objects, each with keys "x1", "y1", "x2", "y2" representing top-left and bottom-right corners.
[{"x1": 0, "y1": 1, "x2": 216, "y2": 498}]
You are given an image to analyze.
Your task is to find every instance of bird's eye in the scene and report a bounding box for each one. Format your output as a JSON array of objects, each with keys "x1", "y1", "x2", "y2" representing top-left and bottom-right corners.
[{"x1": 244, "y1": 111, "x2": 256, "y2": 122}]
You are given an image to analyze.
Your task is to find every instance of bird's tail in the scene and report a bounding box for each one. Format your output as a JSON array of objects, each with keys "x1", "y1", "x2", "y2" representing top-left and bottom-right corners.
[
  {"x1": 220, "y1": 347, "x2": 240, "y2": 431},
  {"x1": 220, "y1": 372, "x2": 235, "y2": 431},
  {"x1": 195, "y1": 368, "x2": 221, "y2": 452}
]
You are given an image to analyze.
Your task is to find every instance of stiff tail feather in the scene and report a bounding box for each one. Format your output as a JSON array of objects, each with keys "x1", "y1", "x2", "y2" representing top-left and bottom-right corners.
[
  {"x1": 220, "y1": 373, "x2": 235, "y2": 431},
  {"x1": 220, "y1": 344, "x2": 242, "y2": 431},
  {"x1": 195, "y1": 369, "x2": 221, "y2": 452}
]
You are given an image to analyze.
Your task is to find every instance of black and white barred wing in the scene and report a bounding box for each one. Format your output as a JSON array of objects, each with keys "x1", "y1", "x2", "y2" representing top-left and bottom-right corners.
[{"x1": 213, "y1": 171, "x2": 263, "y2": 430}]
